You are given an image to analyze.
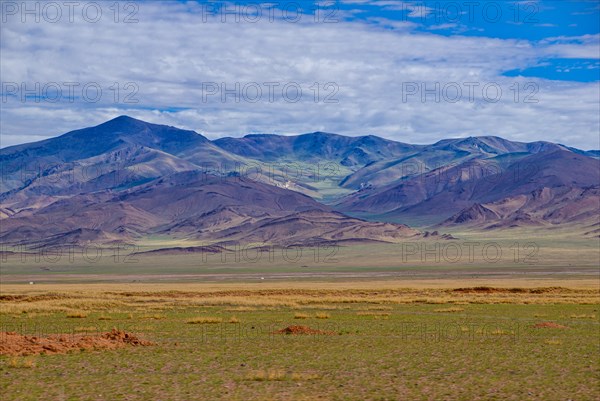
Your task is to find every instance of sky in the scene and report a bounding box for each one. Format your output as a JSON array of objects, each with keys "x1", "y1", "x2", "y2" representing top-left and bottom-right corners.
[{"x1": 1, "y1": 0, "x2": 599, "y2": 149}]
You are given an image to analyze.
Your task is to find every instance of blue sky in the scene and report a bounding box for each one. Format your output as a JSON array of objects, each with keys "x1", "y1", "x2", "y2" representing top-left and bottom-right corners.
[
  {"x1": 337, "y1": 0, "x2": 600, "y2": 82},
  {"x1": 1, "y1": 0, "x2": 599, "y2": 149},
  {"x1": 342, "y1": 1, "x2": 599, "y2": 40}
]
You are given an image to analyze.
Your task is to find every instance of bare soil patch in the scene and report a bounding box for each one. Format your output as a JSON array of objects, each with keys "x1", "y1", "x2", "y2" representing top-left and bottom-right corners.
[
  {"x1": 274, "y1": 325, "x2": 335, "y2": 335},
  {"x1": 0, "y1": 329, "x2": 153, "y2": 356},
  {"x1": 533, "y1": 322, "x2": 569, "y2": 329},
  {"x1": 452, "y1": 286, "x2": 568, "y2": 294}
]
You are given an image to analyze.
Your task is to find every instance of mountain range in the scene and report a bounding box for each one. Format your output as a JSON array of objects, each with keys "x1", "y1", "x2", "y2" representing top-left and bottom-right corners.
[{"x1": 1, "y1": 116, "x2": 598, "y2": 249}]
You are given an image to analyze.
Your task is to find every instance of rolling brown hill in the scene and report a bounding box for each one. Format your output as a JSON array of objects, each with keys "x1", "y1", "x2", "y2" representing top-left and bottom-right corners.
[
  {"x1": 337, "y1": 149, "x2": 600, "y2": 228},
  {"x1": 0, "y1": 116, "x2": 248, "y2": 210},
  {"x1": 1, "y1": 116, "x2": 598, "y2": 249},
  {"x1": 442, "y1": 186, "x2": 600, "y2": 230},
  {"x1": 0, "y1": 172, "x2": 420, "y2": 248}
]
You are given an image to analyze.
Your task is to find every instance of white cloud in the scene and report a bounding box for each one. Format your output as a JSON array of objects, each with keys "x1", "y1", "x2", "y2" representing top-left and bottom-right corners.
[
  {"x1": 540, "y1": 34, "x2": 600, "y2": 59},
  {"x1": 0, "y1": 1, "x2": 598, "y2": 150}
]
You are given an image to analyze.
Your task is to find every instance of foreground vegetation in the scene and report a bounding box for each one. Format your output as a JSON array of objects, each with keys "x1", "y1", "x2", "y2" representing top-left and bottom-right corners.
[{"x1": 0, "y1": 282, "x2": 598, "y2": 400}]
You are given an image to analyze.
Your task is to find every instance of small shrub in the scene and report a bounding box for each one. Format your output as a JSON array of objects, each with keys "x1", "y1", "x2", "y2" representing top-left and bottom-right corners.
[
  {"x1": 433, "y1": 307, "x2": 464, "y2": 313},
  {"x1": 366, "y1": 306, "x2": 393, "y2": 311},
  {"x1": 225, "y1": 307, "x2": 257, "y2": 312},
  {"x1": 8, "y1": 357, "x2": 35, "y2": 369},
  {"x1": 246, "y1": 369, "x2": 286, "y2": 381},
  {"x1": 570, "y1": 314, "x2": 596, "y2": 319},
  {"x1": 186, "y1": 317, "x2": 222, "y2": 324},
  {"x1": 74, "y1": 326, "x2": 98, "y2": 332},
  {"x1": 291, "y1": 372, "x2": 320, "y2": 381},
  {"x1": 356, "y1": 312, "x2": 391, "y2": 317}
]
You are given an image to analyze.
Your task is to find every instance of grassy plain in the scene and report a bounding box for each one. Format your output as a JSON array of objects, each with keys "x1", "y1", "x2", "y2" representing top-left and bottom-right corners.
[
  {"x1": 1, "y1": 232, "x2": 598, "y2": 281},
  {"x1": 0, "y1": 281, "x2": 599, "y2": 401},
  {"x1": 1, "y1": 233, "x2": 598, "y2": 400}
]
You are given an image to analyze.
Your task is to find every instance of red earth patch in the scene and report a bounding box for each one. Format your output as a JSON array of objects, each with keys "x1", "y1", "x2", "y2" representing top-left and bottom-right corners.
[
  {"x1": 274, "y1": 325, "x2": 335, "y2": 335},
  {"x1": 0, "y1": 329, "x2": 153, "y2": 356}
]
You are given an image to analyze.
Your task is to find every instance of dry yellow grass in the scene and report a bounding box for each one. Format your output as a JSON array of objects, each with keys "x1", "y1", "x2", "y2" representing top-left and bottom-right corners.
[
  {"x1": 0, "y1": 283, "x2": 597, "y2": 319},
  {"x1": 8, "y1": 357, "x2": 36, "y2": 369},
  {"x1": 228, "y1": 316, "x2": 240, "y2": 323},
  {"x1": 10, "y1": 277, "x2": 600, "y2": 291},
  {"x1": 365, "y1": 305, "x2": 393, "y2": 311},
  {"x1": 74, "y1": 326, "x2": 99, "y2": 332},
  {"x1": 569, "y1": 314, "x2": 597, "y2": 319},
  {"x1": 434, "y1": 307, "x2": 465, "y2": 313},
  {"x1": 356, "y1": 312, "x2": 391, "y2": 317},
  {"x1": 315, "y1": 312, "x2": 330, "y2": 319},
  {"x1": 186, "y1": 316, "x2": 222, "y2": 324},
  {"x1": 244, "y1": 369, "x2": 320, "y2": 381},
  {"x1": 224, "y1": 306, "x2": 258, "y2": 312},
  {"x1": 295, "y1": 304, "x2": 341, "y2": 310},
  {"x1": 294, "y1": 313, "x2": 310, "y2": 319},
  {"x1": 291, "y1": 372, "x2": 321, "y2": 381},
  {"x1": 246, "y1": 369, "x2": 286, "y2": 381}
]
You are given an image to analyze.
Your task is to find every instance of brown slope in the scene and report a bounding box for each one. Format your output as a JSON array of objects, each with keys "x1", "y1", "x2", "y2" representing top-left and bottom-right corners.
[
  {"x1": 207, "y1": 209, "x2": 420, "y2": 246},
  {"x1": 338, "y1": 137, "x2": 566, "y2": 190},
  {"x1": 0, "y1": 145, "x2": 201, "y2": 212},
  {"x1": 336, "y1": 157, "x2": 498, "y2": 214},
  {"x1": 583, "y1": 222, "x2": 600, "y2": 238},
  {"x1": 473, "y1": 149, "x2": 600, "y2": 202},
  {"x1": 0, "y1": 194, "x2": 165, "y2": 247},
  {"x1": 0, "y1": 116, "x2": 251, "y2": 216},
  {"x1": 1, "y1": 172, "x2": 421, "y2": 248},
  {"x1": 23, "y1": 228, "x2": 131, "y2": 249},
  {"x1": 442, "y1": 186, "x2": 600, "y2": 229},
  {"x1": 0, "y1": 207, "x2": 16, "y2": 219},
  {"x1": 337, "y1": 149, "x2": 600, "y2": 225},
  {"x1": 114, "y1": 171, "x2": 327, "y2": 220},
  {"x1": 441, "y1": 203, "x2": 500, "y2": 225}
]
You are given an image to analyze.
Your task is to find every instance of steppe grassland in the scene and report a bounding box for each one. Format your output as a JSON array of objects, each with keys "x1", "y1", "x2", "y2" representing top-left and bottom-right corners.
[{"x1": 1, "y1": 281, "x2": 599, "y2": 400}]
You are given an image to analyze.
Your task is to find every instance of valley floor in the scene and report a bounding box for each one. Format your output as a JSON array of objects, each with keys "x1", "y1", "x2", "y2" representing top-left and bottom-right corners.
[{"x1": 0, "y1": 280, "x2": 599, "y2": 400}]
